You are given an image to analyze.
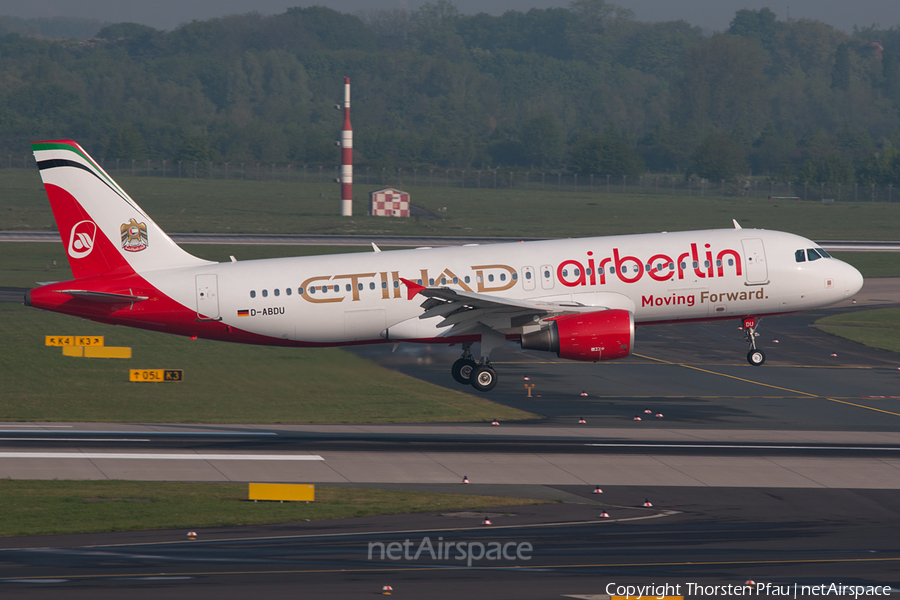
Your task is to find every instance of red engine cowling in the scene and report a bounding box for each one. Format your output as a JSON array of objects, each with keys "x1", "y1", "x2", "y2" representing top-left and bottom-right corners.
[{"x1": 519, "y1": 309, "x2": 634, "y2": 362}]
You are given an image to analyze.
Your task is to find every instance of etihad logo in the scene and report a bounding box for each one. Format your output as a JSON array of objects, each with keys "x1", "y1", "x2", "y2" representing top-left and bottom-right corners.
[
  {"x1": 67, "y1": 220, "x2": 97, "y2": 259},
  {"x1": 121, "y1": 218, "x2": 148, "y2": 253}
]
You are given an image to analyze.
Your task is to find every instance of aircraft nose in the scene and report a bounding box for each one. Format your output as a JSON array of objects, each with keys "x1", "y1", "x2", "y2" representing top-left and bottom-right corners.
[{"x1": 843, "y1": 262, "x2": 864, "y2": 298}]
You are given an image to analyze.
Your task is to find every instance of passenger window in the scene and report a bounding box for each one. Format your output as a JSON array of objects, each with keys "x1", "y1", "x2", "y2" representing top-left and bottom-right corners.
[
  {"x1": 333, "y1": 285, "x2": 339, "y2": 292},
  {"x1": 381, "y1": 281, "x2": 387, "y2": 289},
  {"x1": 795, "y1": 249, "x2": 806, "y2": 262},
  {"x1": 417, "y1": 279, "x2": 423, "y2": 285},
  {"x1": 680, "y1": 262, "x2": 686, "y2": 269},
  {"x1": 262, "y1": 289, "x2": 268, "y2": 298},
  {"x1": 562, "y1": 269, "x2": 568, "y2": 277},
  {"x1": 250, "y1": 290, "x2": 256, "y2": 298},
  {"x1": 574, "y1": 268, "x2": 580, "y2": 276},
  {"x1": 728, "y1": 259, "x2": 734, "y2": 266},
  {"x1": 286, "y1": 288, "x2": 292, "y2": 296},
  {"x1": 500, "y1": 273, "x2": 506, "y2": 281},
  {"x1": 668, "y1": 263, "x2": 675, "y2": 270},
  {"x1": 692, "y1": 261, "x2": 699, "y2": 268},
  {"x1": 511, "y1": 273, "x2": 517, "y2": 280},
  {"x1": 477, "y1": 275, "x2": 483, "y2": 283},
  {"x1": 322, "y1": 286, "x2": 327, "y2": 293},
  {"x1": 543, "y1": 270, "x2": 550, "y2": 278},
  {"x1": 429, "y1": 278, "x2": 435, "y2": 285},
  {"x1": 274, "y1": 289, "x2": 280, "y2": 297},
  {"x1": 393, "y1": 280, "x2": 400, "y2": 288},
  {"x1": 357, "y1": 283, "x2": 363, "y2": 290},
  {"x1": 370, "y1": 282, "x2": 375, "y2": 290},
  {"x1": 704, "y1": 261, "x2": 710, "y2": 268},
  {"x1": 452, "y1": 277, "x2": 458, "y2": 284},
  {"x1": 716, "y1": 260, "x2": 722, "y2": 267},
  {"x1": 465, "y1": 276, "x2": 471, "y2": 284},
  {"x1": 633, "y1": 266, "x2": 639, "y2": 273},
  {"x1": 299, "y1": 287, "x2": 304, "y2": 295},
  {"x1": 309, "y1": 287, "x2": 315, "y2": 294},
  {"x1": 441, "y1": 278, "x2": 447, "y2": 284},
  {"x1": 345, "y1": 284, "x2": 351, "y2": 291}
]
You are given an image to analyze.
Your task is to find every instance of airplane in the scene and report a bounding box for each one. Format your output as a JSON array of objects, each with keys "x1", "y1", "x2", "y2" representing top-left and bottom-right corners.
[{"x1": 25, "y1": 140, "x2": 864, "y2": 391}]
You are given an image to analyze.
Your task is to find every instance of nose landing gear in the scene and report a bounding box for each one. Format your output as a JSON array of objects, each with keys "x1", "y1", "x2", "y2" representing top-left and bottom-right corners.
[{"x1": 743, "y1": 316, "x2": 766, "y2": 366}]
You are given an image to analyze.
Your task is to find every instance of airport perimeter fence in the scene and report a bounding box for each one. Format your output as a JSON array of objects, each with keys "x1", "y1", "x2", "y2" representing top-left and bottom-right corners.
[{"x1": 5, "y1": 155, "x2": 897, "y2": 203}]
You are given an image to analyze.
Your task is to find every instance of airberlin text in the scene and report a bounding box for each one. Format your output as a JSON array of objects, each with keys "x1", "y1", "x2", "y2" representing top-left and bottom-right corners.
[{"x1": 641, "y1": 288, "x2": 767, "y2": 308}]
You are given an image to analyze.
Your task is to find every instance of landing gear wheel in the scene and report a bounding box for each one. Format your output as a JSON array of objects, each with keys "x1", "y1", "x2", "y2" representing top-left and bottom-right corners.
[
  {"x1": 452, "y1": 358, "x2": 478, "y2": 384},
  {"x1": 747, "y1": 349, "x2": 766, "y2": 366},
  {"x1": 470, "y1": 365, "x2": 498, "y2": 392}
]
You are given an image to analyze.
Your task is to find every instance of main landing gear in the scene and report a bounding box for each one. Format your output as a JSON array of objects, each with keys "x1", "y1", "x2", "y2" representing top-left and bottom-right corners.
[
  {"x1": 451, "y1": 343, "x2": 498, "y2": 392},
  {"x1": 743, "y1": 316, "x2": 765, "y2": 366}
]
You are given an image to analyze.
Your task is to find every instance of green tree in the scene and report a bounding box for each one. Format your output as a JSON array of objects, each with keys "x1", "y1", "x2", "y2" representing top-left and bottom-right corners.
[
  {"x1": 520, "y1": 114, "x2": 564, "y2": 168},
  {"x1": 569, "y1": 128, "x2": 644, "y2": 177},
  {"x1": 728, "y1": 8, "x2": 780, "y2": 51},
  {"x1": 688, "y1": 132, "x2": 748, "y2": 181},
  {"x1": 831, "y1": 43, "x2": 851, "y2": 90},
  {"x1": 106, "y1": 125, "x2": 147, "y2": 159}
]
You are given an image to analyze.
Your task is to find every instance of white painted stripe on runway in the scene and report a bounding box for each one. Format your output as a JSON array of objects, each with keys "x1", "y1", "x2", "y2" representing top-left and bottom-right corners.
[
  {"x1": 0, "y1": 438, "x2": 150, "y2": 442},
  {"x1": 585, "y1": 443, "x2": 900, "y2": 451},
  {"x1": 0, "y1": 453, "x2": 323, "y2": 460}
]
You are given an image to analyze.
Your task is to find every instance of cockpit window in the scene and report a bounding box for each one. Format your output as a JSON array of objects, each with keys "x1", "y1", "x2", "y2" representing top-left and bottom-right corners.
[
  {"x1": 795, "y1": 249, "x2": 806, "y2": 263},
  {"x1": 818, "y1": 248, "x2": 831, "y2": 258},
  {"x1": 806, "y1": 248, "x2": 823, "y2": 261}
]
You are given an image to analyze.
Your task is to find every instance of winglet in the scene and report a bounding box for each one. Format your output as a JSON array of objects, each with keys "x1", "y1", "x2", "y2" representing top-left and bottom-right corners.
[
  {"x1": 733, "y1": 219, "x2": 742, "y2": 229},
  {"x1": 400, "y1": 277, "x2": 426, "y2": 300},
  {"x1": 371, "y1": 242, "x2": 381, "y2": 253}
]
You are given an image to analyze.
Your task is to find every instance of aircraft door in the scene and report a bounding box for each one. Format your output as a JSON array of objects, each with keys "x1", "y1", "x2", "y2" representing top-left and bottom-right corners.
[
  {"x1": 196, "y1": 274, "x2": 221, "y2": 320},
  {"x1": 522, "y1": 266, "x2": 536, "y2": 291},
  {"x1": 741, "y1": 238, "x2": 769, "y2": 285},
  {"x1": 540, "y1": 265, "x2": 554, "y2": 289}
]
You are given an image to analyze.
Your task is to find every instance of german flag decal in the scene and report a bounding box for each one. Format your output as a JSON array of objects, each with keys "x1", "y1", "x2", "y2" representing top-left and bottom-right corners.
[{"x1": 237, "y1": 309, "x2": 250, "y2": 317}]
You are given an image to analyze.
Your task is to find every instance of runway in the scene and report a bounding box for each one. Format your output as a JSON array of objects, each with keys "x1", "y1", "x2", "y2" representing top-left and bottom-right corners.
[{"x1": 0, "y1": 280, "x2": 898, "y2": 596}]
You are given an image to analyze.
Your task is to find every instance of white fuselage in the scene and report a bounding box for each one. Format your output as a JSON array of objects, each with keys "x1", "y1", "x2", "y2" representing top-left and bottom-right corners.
[{"x1": 142, "y1": 228, "x2": 863, "y2": 345}]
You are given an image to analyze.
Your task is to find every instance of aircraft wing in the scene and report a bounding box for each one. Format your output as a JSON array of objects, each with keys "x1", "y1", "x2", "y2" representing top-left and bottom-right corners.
[{"x1": 401, "y1": 278, "x2": 609, "y2": 337}]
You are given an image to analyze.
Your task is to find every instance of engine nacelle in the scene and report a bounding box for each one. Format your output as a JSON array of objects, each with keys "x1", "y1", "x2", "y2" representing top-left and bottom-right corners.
[{"x1": 520, "y1": 309, "x2": 634, "y2": 362}]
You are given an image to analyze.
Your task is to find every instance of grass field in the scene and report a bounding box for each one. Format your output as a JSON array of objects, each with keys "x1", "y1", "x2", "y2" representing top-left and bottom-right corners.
[
  {"x1": 4, "y1": 168, "x2": 900, "y2": 240},
  {"x1": 0, "y1": 301, "x2": 535, "y2": 423},
  {"x1": 816, "y1": 308, "x2": 900, "y2": 354},
  {"x1": 0, "y1": 480, "x2": 546, "y2": 537}
]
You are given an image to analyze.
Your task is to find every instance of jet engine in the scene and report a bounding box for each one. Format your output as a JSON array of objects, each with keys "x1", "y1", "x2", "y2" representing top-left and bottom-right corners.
[{"x1": 519, "y1": 309, "x2": 634, "y2": 361}]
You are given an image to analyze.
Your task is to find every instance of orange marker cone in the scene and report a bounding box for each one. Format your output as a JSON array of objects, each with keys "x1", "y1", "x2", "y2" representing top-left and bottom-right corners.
[
  {"x1": 462, "y1": 476, "x2": 470, "y2": 484},
  {"x1": 593, "y1": 486, "x2": 603, "y2": 494},
  {"x1": 482, "y1": 518, "x2": 492, "y2": 526}
]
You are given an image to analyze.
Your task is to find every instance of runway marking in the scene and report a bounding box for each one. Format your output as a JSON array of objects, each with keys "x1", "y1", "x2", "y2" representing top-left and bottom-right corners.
[
  {"x1": 0, "y1": 512, "x2": 681, "y2": 552},
  {"x1": 4, "y1": 555, "x2": 900, "y2": 581},
  {"x1": 634, "y1": 353, "x2": 900, "y2": 418},
  {"x1": 585, "y1": 443, "x2": 900, "y2": 451},
  {"x1": 0, "y1": 453, "x2": 323, "y2": 461},
  {"x1": 0, "y1": 439, "x2": 150, "y2": 442}
]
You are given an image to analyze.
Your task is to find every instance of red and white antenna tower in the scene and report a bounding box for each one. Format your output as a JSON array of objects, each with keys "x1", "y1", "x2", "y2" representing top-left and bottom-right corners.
[{"x1": 335, "y1": 76, "x2": 353, "y2": 217}]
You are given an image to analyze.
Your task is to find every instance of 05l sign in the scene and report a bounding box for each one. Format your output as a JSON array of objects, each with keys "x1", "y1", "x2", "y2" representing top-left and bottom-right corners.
[{"x1": 129, "y1": 369, "x2": 184, "y2": 382}]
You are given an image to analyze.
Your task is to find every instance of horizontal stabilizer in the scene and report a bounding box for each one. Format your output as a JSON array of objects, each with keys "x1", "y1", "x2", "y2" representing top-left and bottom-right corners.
[{"x1": 55, "y1": 290, "x2": 148, "y2": 303}]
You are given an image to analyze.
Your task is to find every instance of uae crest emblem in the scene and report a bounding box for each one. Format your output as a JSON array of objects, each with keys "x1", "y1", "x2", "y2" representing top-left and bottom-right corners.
[{"x1": 121, "y1": 218, "x2": 149, "y2": 252}]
